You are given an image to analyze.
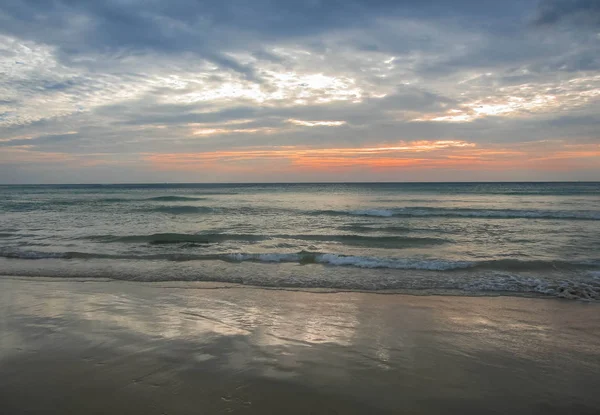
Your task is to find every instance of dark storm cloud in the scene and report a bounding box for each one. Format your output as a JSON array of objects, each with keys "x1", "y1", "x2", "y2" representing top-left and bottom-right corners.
[
  {"x1": 0, "y1": 1, "x2": 395, "y2": 57},
  {"x1": 0, "y1": 1, "x2": 533, "y2": 58},
  {"x1": 0, "y1": 0, "x2": 555, "y2": 84},
  {"x1": 534, "y1": 0, "x2": 600, "y2": 27}
]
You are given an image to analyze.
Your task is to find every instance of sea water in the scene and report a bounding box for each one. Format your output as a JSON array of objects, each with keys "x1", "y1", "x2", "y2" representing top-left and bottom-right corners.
[{"x1": 1, "y1": 182, "x2": 599, "y2": 299}]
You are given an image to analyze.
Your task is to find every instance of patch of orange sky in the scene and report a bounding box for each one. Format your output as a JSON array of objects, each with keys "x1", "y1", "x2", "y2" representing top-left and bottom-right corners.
[
  {"x1": 143, "y1": 140, "x2": 600, "y2": 174},
  {"x1": 4, "y1": 139, "x2": 598, "y2": 176}
]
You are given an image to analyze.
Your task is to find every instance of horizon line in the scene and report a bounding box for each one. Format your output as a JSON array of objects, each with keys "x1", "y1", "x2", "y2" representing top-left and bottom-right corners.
[{"x1": 1, "y1": 180, "x2": 599, "y2": 186}]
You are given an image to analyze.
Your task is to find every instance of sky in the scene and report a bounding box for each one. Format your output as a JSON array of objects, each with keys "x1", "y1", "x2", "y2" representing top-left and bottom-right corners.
[{"x1": 0, "y1": 0, "x2": 599, "y2": 183}]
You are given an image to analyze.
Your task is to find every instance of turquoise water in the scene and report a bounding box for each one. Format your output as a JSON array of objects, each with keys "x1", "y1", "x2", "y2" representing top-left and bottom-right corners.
[{"x1": 1, "y1": 182, "x2": 599, "y2": 299}]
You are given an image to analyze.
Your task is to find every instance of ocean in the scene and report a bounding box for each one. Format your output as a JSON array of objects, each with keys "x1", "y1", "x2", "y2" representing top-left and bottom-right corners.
[{"x1": 1, "y1": 182, "x2": 599, "y2": 300}]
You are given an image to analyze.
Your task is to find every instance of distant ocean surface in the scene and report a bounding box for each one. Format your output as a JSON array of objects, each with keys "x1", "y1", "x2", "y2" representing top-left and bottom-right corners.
[{"x1": 1, "y1": 182, "x2": 599, "y2": 300}]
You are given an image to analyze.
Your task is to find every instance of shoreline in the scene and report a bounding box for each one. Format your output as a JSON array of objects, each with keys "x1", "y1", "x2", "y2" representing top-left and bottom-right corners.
[
  {"x1": 1, "y1": 277, "x2": 599, "y2": 414},
  {"x1": 0, "y1": 274, "x2": 578, "y2": 301}
]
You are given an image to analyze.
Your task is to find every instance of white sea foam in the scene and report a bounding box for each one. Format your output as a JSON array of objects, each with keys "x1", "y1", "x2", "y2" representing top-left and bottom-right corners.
[
  {"x1": 587, "y1": 271, "x2": 600, "y2": 279},
  {"x1": 225, "y1": 252, "x2": 474, "y2": 270},
  {"x1": 1, "y1": 251, "x2": 599, "y2": 300},
  {"x1": 315, "y1": 253, "x2": 473, "y2": 270},
  {"x1": 463, "y1": 274, "x2": 600, "y2": 300}
]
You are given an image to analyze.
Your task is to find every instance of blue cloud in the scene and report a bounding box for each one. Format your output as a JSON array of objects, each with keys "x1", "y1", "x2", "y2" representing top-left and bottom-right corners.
[
  {"x1": 534, "y1": 0, "x2": 600, "y2": 27},
  {"x1": 1, "y1": 0, "x2": 599, "y2": 183},
  {"x1": 0, "y1": 1, "x2": 533, "y2": 56}
]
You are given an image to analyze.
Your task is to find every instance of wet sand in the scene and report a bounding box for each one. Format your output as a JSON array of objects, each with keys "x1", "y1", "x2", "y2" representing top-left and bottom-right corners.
[{"x1": 1, "y1": 277, "x2": 599, "y2": 414}]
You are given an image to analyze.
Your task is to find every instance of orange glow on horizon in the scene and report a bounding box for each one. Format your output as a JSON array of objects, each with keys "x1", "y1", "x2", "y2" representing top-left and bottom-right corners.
[
  {"x1": 4, "y1": 140, "x2": 598, "y2": 177},
  {"x1": 143, "y1": 140, "x2": 600, "y2": 174}
]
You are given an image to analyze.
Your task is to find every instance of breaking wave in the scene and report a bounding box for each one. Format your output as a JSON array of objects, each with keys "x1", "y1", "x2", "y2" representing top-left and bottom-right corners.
[
  {"x1": 2, "y1": 249, "x2": 598, "y2": 300},
  {"x1": 2, "y1": 248, "x2": 598, "y2": 272},
  {"x1": 79, "y1": 232, "x2": 449, "y2": 248}
]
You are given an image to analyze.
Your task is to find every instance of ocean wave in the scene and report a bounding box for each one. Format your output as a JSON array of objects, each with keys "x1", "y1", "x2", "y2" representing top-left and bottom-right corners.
[
  {"x1": 88, "y1": 233, "x2": 268, "y2": 245},
  {"x1": 222, "y1": 253, "x2": 599, "y2": 272},
  {"x1": 191, "y1": 191, "x2": 239, "y2": 196},
  {"x1": 1, "y1": 257, "x2": 598, "y2": 300},
  {"x1": 279, "y1": 234, "x2": 448, "y2": 247},
  {"x1": 351, "y1": 209, "x2": 395, "y2": 217},
  {"x1": 96, "y1": 197, "x2": 130, "y2": 203},
  {"x1": 83, "y1": 232, "x2": 448, "y2": 248},
  {"x1": 462, "y1": 274, "x2": 600, "y2": 301},
  {"x1": 312, "y1": 207, "x2": 600, "y2": 220},
  {"x1": 216, "y1": 252, "x2": 475, "y2": 270},
  {"x1": 1, "y1": 196, "x2": 209, "y2": 207},
  {"x1": 0, "y1": 202, "x2": 50, "y2": 212},
  {"x1": 475, "y1": 258, "x2": 600, "y2": 271},
  {"x1": 338, "y1": 225, "x2": 411, "y2": 233},
  {"x1": 2, "y1": 249, "x2": 599, "y2": 300},
  {"x1": 313, "y1": 209, "x2": 394, "y2": 217},
  {"x1": 316, "y1": 254, "x2": 471, "y2": 270},
  {"x1": 11, "y1": 199, "x2": 596, "y2": 220},
  {"x1": 2, "y1": 247, "x2": 598, "y2": 272},
  {"x1": 90, "y1": 196, "x2": 209, "y2": 203},
  {"x1": 140, "y1": 205, "x2": 287, "y2": 215},
  {"x1": 146, "y1": 206, "x2": 215, "y2": 215},
  {"x1": 0, "y1": 249, "x2": 69, "y2": 259}
]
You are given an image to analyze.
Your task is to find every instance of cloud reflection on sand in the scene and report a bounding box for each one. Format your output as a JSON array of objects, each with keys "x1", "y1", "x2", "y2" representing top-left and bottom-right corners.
[{"x1": 2, "y1": 278, "x2": 600, "y2": 413}]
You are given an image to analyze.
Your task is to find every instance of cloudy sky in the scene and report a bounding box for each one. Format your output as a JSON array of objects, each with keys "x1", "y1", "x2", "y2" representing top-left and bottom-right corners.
[{"x1": 0, "y1": 0, "x2": 599, "y2": 183}]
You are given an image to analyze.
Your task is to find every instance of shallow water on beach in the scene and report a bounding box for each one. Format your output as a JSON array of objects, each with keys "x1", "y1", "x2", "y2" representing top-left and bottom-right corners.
[
  {"x1": 1, "y1": 279, "x2": 599, "y2": 414},
  {"x1": 1, "y1": 182, "x2": 599, "y2": 299}
]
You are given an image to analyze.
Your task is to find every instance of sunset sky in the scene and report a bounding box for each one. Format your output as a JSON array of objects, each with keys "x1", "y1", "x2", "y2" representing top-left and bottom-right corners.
[{"x1": 1, "y1": 0, "x2": 599, "y2": 183}]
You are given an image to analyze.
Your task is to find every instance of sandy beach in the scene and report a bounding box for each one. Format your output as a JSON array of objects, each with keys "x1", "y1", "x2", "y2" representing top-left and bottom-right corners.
[{"x1": 1, "y1": 277, "x2": 599, "y2": 414}]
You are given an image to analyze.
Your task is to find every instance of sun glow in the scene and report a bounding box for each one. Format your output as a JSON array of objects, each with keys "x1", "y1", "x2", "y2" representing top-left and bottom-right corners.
[{"x1": 143, "y1": 140, "x2": 600, "y2": 174}]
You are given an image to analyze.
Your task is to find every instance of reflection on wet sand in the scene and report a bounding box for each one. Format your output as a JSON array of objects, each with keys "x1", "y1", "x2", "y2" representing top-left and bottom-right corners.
[{"x1": 1, "y1": 278, "x2": 599, "y2": 414}]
